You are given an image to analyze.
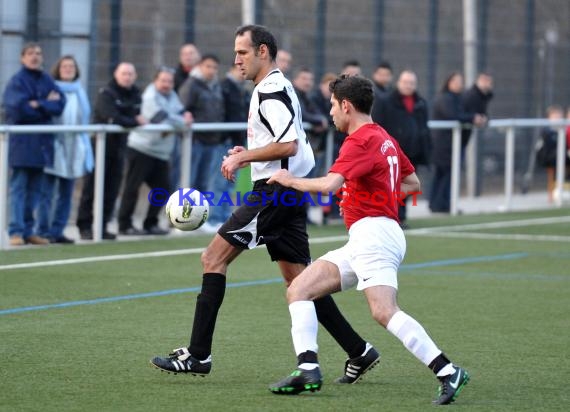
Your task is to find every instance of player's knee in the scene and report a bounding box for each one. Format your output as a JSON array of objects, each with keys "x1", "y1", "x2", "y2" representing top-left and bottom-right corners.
[
  {"x1": 370, "y1": 305, "x2": 398, "y2": 328},
  {"x1": 200, "y1": 247, "x2": 221, "y2": 271},
  {"x1": 286, "y1": 282, "x2": 305, "y2": 303}
]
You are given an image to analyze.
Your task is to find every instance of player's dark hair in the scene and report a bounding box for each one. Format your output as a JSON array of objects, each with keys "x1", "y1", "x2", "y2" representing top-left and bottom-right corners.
[
  {"x1": 235, "y1": 24, "x2": 278, "y2": 61},
  {"x1": 441, "y1": 71, "x2": 462, "y2": 92},
  {"x1": 342, "y1": 59, "x2": 360, "y2": 69},
  {"x1": 21, "y1": 42, "x2": 41, "y2": 56},
  {"x1": 376, "y1": 61, "x2": 393, "y2": 72},
  {"x1": 329, "y1": 74, "x2": 374, "y2": 114},
  {"x1": 200, "y1": 53, "x2": 220, "y2": 64},
  {"x1": 293, "y1": 66, "x2": 313, "y2": 79}
]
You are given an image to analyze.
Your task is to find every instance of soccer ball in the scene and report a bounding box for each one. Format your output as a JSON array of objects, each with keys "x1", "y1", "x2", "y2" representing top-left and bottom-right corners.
[{"x1": 165, "y1": 189, "x2": 209, "y2": 231}]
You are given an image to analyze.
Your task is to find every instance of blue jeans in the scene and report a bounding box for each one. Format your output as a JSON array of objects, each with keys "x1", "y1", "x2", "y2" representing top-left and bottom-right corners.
[
  {"x1": 429, "y1": 165, "x2": 451, "y2": 213},
  {"x1": 8, "y1": 167, "x2": 44, "y2": 238},
  {"x1": 190, "y1": 140, "x2": 222, "y2": 194},
  {"x1": 36, "y1": 174, "x2": 75, "y2": 239},
  {"x1": 209, "y1": 142, "x2": 234, "y2": 224},
  {"x1": 169, "y1": 134, "x2": 181, "y2": 191}
]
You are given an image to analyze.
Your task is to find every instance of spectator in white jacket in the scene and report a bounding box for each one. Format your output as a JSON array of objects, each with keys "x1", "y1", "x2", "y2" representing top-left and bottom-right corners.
[{"x1": 118, "y1": 67, "x2": 193, "y2": 235}]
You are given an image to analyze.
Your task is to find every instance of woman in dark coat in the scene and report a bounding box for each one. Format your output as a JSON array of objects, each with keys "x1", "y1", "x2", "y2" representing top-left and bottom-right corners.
[{"x1": 429, "y1": 72, "x2": 484, "y2": 213}]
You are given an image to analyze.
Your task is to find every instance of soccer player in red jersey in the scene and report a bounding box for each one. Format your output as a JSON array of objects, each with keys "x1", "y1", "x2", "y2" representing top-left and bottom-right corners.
[{"x1": 268, "y1": 74, "x2": 470, "y2": 405}]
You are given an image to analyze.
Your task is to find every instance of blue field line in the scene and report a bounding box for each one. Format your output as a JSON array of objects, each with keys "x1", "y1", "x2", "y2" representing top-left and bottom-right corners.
[
  {"x1": 0, "y1": 252, "x2": 528, "y2": 316},
  {"x1": 399, "y1": 252, "x2": 528, "y2": 271}
]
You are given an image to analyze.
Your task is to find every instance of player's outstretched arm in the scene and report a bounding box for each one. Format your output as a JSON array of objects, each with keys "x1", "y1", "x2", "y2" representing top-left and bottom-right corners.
[
  {"x1": 268, "y1": 170, "x2": 345, "y2": 194},
  {"x1": 401, "y1": 172, "x2": 421, "y2": 194}
]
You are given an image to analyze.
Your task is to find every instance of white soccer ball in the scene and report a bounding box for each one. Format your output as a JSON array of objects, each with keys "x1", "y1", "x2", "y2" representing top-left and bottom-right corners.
[{"x1": 165, "y1": 189, "x2": 209, "y2": 231}]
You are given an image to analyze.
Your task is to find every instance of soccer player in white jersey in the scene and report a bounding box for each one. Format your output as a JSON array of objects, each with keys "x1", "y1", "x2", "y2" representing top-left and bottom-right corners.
[
  {"x1": 151, "y1": 25, "x2": 381, "y2": 384},
  {"x1": 267, "y1": 75, "x2": 470, "y2": 405}
]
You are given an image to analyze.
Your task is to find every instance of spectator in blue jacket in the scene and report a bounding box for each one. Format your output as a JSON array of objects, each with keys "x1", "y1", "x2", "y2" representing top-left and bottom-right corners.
[
  {"x1": 2, "y1": 43, "x2": 66, "y2": 246},
  {"x1": 35, "y1": 55, "x2": 93, "y2": 244}
]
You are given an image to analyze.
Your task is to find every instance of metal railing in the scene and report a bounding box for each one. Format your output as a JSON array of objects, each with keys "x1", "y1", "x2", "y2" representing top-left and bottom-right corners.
[{"x1": 1, "y1": 119, "x2": 569, "y2": 249}]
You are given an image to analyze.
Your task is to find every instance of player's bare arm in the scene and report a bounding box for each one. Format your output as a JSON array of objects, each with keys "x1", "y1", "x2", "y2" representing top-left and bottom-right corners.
[
  {"x1": 221, "y1": 141, "x2": 298, "y2": 181},
  {"x1": 401, "y1": 172, "x2": 421, "y2": 194},
  {"x1": 268, "y1": 169, "x2": 345, "y2": 193}
]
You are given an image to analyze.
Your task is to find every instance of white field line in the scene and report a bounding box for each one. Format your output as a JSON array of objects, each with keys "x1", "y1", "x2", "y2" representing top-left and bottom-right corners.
[
  {"x1": 2, "y1": 215, "x2": 568, "y2": 272},
  {"x1": 407, "y1": 215, "x2": 570, "y2": 235},
  {"x1": 0, "y1": 235, "x2": 348, "y2": 271},
  {"x1": 409, "y1": 231, "x2": 570, "y2": 242}
]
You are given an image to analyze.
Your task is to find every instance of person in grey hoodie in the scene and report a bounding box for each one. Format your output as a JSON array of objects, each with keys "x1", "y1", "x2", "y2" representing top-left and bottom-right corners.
[{"x1": 117, "y1": 67, "x2": 193, "y2": 235}]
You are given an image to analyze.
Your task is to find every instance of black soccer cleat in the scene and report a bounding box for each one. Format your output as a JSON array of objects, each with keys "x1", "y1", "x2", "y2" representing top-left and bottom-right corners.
[
  {"x1": 335, "y1": 342, "x2": 381, "y2": 384},
  {"x1": 150, "y1": 347, "x2": 211, "y2": 376},
  {"x1": 433, "y1": 366, "x2": 470, "y2": 405},
  {"x1": 269, "y1": 367, "x2": 323, "y2": 395}
]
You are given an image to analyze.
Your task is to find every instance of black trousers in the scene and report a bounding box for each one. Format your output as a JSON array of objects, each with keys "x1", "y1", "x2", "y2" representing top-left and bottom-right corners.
[
  {"x1": 429, "y1": 164, "x2": 452, "y2": 213},
  {"x1": 117, "y1": 148, "x2": 170, "y2": 231},
  {"x1": 76, "y1": 137, "x2": 126, "y2": 232}
]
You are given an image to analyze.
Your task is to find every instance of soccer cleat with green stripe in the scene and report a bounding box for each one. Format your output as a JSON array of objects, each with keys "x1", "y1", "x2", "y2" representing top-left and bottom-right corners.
[
  {"x1": 433, "y1": 366, "x2": 470, "y2": 405},
  {"x1": 269, "y1": 367, "x2": 323, "y2": 395}
]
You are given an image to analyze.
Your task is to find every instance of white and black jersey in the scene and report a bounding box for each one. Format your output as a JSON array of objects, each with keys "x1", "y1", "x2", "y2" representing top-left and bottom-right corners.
[{"x1": 247, "y1": 69, "x2": 315, "y2": 181}]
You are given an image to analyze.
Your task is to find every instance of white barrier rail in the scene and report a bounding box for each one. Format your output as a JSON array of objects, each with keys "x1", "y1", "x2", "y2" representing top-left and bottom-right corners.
[{"x1": 1, "y1": 119, "x2": 569, "y2": 249}]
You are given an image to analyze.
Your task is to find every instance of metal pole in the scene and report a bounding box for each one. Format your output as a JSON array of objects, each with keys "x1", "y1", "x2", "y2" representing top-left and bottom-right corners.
[
  {"x1": 314, "y1": 0, "x2": 327, "y2": 83},
  {"x1": 504, "y1": 126, "x2": 515, "y2": 211},
  {"x1": 254, "y1": 0, "x2": 264, "y2": 25},
  {"x1": 180, "y1": 129, "x2": 192, "y2": 188},
  {"x1": 524, "y1": 0, "x2": 535, "y2": 117},
  {"x1": 554, "y1": 127, "x2": 566, "y2": 207},
  {"x1": 426, "y1": 0, "x2": 439, "y2": 103},
  {"x1": 26, "y1": 0, "x2": 40, "y2": 41},
  {"x1": 324, "y1": 128, "x2": 334, "y2": 172},
  {"x1": 88, "y1": 0, "x2": 100, "y2": 100},
  {"x1": 450, "y1": 124, "x2": 462, "y2": 216},
  {"x1": 184, "y1": 0, "x2": 196, "y2": 43},
  {"x1": 0, "y1": 133, "x2": 8, "y2": 250},
  {"x1": 463, "y1": 0, "x2": 478, "y2": 198},
  {"x1": 477, "y1": 0, "x2": 489, "y2": 72},
  {"x1": 241, "y1": 0, "x2": 255, "y2": 25},
  {"x1": 109, "y1": 0, "x2": 122, "y2": 76},
  {"x1": 93, "y1": 132, "x2": 106, "y2": 242},
  {"x1": 374, "y1": 0, "x2": 385, "y2": 65}
]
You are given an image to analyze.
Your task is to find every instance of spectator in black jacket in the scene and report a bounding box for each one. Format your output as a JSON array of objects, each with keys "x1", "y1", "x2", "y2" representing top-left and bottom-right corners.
[
  {"x1": 171, "y1": 43, "x2": 201, "y2": 191},
  {"x1": 76, "y1": 62, "x2": 146, "y2": 240},
  {"x1": 429, "y1": 72, "x2": 486, "y2": 213},
  {"x1": 275, "y1": 49, "x2": 292, "y2": 78},
  {"x1": 373, "y1": 70, "x2": 430, "y2": 227},
  {"x1": 311, "y1": 72, "x2": 336, "y2": 126},
  {"x1": 293, "y1": 67, "x2": 328, "y2": 177},
  {"x1": 174, "y1": 43, "x2": 201, "y2": 93},
  {"x1": 461, "y1": 72, "x2": 493, "y2": 147},
  {"x1": 178, "y1": 54, "x2": 225, "y2": 234},
  {"x1": 372, "y1": 61, "x2": 393, "y2": 98},
  {"x1": 209, "y1": 63, "x2": 250, "y2": 228}
]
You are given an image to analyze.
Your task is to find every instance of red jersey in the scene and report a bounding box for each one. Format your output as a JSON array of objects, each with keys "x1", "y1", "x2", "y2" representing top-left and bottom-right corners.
[{"x1": 329, "y1": 123, "x2": 415, "y2": 229}]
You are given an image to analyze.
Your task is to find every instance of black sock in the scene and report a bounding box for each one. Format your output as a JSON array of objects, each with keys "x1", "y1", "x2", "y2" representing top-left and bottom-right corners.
[
  {"x1": 314, "y1": 295, "x2": 367, "y2": 359},
  {"x1": 428, "y1": 353, "x2": 452, "y2": 375},
  {"x1": 297, "y1": 350, "x2": 318, "y2": 366},
  {"x1": 188, "y1": 273, "x2": 226, "y2": 360}
]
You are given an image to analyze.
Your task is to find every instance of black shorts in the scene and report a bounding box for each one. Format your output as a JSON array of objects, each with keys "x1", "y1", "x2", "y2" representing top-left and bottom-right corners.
[{"x1": 218, "y1": 179, "x2": 310, "y2": 264}]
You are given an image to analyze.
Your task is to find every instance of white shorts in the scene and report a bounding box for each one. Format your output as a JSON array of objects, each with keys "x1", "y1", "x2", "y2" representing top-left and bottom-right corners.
[{"x1": 319, "y1": 217, "x2": 406, "y2": 291}]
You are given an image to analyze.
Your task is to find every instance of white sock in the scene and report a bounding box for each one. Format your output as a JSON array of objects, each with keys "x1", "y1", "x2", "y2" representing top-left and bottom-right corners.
[
  {"x1": 289, "y1": 301, "x2": 319, "y2": 355},
  {"x1": 386, "y1": 311, "x2": 442, "y2": 367},
  {"x1": 298, "y1": 363, "x2": 319, "y2": 370},
  {"x1": 437, "y1": 363, "x2": 456, "y2": 377}
]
